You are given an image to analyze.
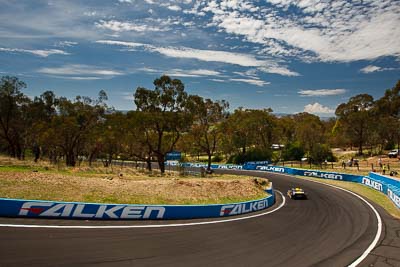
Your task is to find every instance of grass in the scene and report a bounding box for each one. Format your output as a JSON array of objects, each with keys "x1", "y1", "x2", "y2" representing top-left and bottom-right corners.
[
  {"x1": 297, "y1": 176, "x2": 400, "y2": 219},
  {"x1": 0, "y1": 156, "x2": 269, "y2": 205}
]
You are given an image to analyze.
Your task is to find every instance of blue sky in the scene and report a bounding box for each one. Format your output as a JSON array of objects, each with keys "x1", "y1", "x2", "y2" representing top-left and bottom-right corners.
[{"x1": 0, "y1": 0, "x2": 399, "y2": 116}]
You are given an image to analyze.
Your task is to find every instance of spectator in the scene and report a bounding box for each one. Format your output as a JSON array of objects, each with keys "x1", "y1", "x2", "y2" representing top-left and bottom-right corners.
[
  {"x1": 354, "y1": 160, "x2": 359, "y2": 170},
  {"x1": 378, "y1": 157, "x2": 382, "y2": 168},
  {"x1": 382, "y1": 164, "x2": 387, "y2": 175}
]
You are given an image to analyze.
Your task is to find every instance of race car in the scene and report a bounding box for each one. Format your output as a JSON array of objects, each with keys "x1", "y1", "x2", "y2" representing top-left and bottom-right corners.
[{"x1": 287, "y1": 187, "x2": 307, "y2": 199}]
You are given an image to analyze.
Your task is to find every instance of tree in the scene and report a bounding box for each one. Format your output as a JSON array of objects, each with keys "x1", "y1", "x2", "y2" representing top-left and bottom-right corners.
[
  {"x1": 222, "y1": 108, "x2": 275, "y2": 164},
  {"x1": 25, "y1": 91, "x2": 59, "y2": 162},
  {"x1": 187, "y1": 95, "x2": 229, "y2": 171},
  {"x1": 293, "y1": 112, "x2": 325, "y2": 156},
  {"x1": 0, "y1": 76, "x2": 30, "y2": 159},
  {"x1": 373, "y1": 80, "x2": 400, "y2": 150},
  {"x1": 134, "y1": 75, "x2": 191, "y2": 173},
  {"x1": 124, "y1": 111, "x2": 154, "y2": 171},
  {"x1": 97, "y1": 112, "x2": 126, "y2": 167},
  {"x1": 335, "y1": 94, "x2": 374, "y2": 155},
  {"x1": 47, "y1": 91, "x2": 107, "y2": 166}
]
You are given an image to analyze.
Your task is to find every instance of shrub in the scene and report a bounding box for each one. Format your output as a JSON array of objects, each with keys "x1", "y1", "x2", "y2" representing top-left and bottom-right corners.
[
  {"x1": 310, "y1": 144, "x2": 335, "y2": 164},
  {"x1": 282, "y1": 142, "x2": 305, "y2": 161},
  {"x1": 212, "y1": 154, "x2": 223, "y2": 162},
  {"x1": 228, "y1": 148, "x2": 272, "y2": 164}
]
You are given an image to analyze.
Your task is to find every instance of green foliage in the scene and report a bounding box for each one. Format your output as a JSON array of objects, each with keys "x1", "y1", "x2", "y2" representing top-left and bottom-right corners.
[
  {"x1": 310, "y1": 144, "x2": 335, "y2": 164},
  {"x1": 212, "y1": 154, "x2": 223, "y2": 162},
  {"x1": 335, "y1": 94, "x2": 375, "y2": 155},
  {"x1": 1, "y1": 75, "x2": 400, "y2": 171},
  {"x1": 282, "y1": 142, "x2": 305, "y2": 161},
  {"x1": 228, "y1": 148, "x2": 272, "y2": 164}
]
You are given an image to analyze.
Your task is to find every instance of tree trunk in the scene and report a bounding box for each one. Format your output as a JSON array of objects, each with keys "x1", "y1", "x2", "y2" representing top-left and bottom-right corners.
[
  {"x1": 66, "y1": 151, "x2": 76, "y2": 167},
  {"x1": 146, "y1": 159, "x2": 152, "y2": 171},
  {"x1": 207, "y1": 152, "x2": 212, "y2": 171},
  {"x1": 15, "y1": 142, "x2": 23, "y2": 160},
  {"x1": 158, "y1": 154, "x2": 165, "y2": 173}
]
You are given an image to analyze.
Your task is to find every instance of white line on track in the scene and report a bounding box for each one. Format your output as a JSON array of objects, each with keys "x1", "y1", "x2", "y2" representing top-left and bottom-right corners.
[
  {"x1": 261, "y1": 171, "x2": 382, "y2": 267},
  {"x1": 300, "y1": 179, "x2": 382, "y2": 267},
  {"x1": 0, "y1": 191, "x2": 286, "y2": 229}
]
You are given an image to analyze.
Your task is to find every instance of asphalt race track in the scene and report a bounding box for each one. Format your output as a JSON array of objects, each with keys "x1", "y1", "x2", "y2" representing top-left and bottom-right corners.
[{"x1": 0, "y1": 170, "x2": 399, "y2": 267}]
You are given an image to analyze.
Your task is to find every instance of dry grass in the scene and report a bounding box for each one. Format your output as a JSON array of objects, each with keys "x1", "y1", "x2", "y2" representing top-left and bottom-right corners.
[{"x1": 0, "y1": 156, "x2": 268, "y2": 205}]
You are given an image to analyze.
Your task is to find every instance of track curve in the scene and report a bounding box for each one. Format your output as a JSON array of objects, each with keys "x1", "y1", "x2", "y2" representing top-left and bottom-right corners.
[{"x1": 0, "y1": 171, "x2": 384, "y2": 266}]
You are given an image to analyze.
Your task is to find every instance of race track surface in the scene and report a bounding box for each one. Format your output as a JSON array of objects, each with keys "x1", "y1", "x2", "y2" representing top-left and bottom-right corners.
[{"x1": 0, "y1": 170, "x2": 399, "y2": 267}]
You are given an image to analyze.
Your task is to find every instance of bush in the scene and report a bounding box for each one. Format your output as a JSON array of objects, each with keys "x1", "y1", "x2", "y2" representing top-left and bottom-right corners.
[
  {"x1": 212, "y1": 154, "x2": 223, "y2": 162},
  {"x1": 227, "y1": 148, "x2": 272, "y2": 164},
  {"x1": 282, "y1": 142, "x2": 304, "y2": 161},
  {"x1": 310, "y1": 144, "x2": 335, "y2": 164}
]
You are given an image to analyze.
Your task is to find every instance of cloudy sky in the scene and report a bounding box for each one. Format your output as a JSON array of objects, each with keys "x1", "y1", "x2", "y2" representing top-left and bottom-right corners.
[{"x1": 1, "y1": 0, "x2": 399, "y2": 116}]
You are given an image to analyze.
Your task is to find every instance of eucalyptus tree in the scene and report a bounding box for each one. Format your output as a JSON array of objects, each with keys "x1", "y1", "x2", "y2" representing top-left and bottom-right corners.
[
  {"x1": 47, "y1": 91, "x2": 108, "y2": 166},
  {"x1": 97, "y1": 111, "x2": 126, "y2": 167},
  {"x1": 335, "y1": 94, "x2": 375, "y2": 155},
  {"x1": 124, "y1": 110, "x2": 154, "y2": 171},
  {"x1": 187, "y1": 95, "x2": 229, "y2": 171},
  {"x1": 293, "y1": 112, "x2": 325, "y2": 155},
  {"x1": 134, "y1": 75, "x2": 192, "y2": 173},
  {"x1": 373, "y1": 80, "x2": 400, "y2": 150},
  {"x1": 222, "y1": 108, "x2": 275, "y2": 163},
  {"x1": 24, "y1": 91, "x2": 59, "y2": 162},
  {"x1": 246, "y1": 108, "x2": 276, "y2": 152},
  {"x1": 223, "y1": 108, "x2": 252, "y2": 155},
  {"x1": 0, "y1": 76, "x2": 30, "y2": 159}
]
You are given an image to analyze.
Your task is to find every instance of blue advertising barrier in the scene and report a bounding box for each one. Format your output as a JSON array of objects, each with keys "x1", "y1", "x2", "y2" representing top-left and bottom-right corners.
[
  {"x1": 247, "y1": 162, "x2": 400, "y2": 211},
  {"x1": 366, "y1": 172, "x2": 400, "y2": 209},
  {"x1": 0, "y1": 185, "x2": 275, "y2": 220},
  {"x1": 171, "y1": 162, "x2": 244, "y2": 170},
  {"x1": 292, "y1": 169, "x2": 364, "y2": 183},
  {"x1": 243, "y1": 161, "x2": 269, "y2": 170},
  {"x1": 165, "y1": 151, "x2": 182, "y2": 161}
]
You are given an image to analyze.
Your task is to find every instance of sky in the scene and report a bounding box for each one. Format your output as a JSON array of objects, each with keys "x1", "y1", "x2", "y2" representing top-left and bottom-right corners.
[{"x1": 0, "y1": 0, "x2": 399, "y2": 116}]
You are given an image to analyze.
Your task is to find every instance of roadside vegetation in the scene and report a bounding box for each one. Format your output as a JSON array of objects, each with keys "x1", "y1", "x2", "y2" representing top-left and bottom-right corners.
[
  {"x1": 0, "y1": 156, "x2": 269, "y2": 205},
  {"x1": 1, "y1": 75, "x2": 400, "y2": 174},
  {"x1": 1, "y1": 75, "x2": 400, "y2": 211}
]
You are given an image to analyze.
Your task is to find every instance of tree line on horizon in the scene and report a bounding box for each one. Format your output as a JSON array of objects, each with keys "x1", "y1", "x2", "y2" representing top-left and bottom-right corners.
[{"x1": 0, "y1": 75, "x2": 399, "y2": 173}]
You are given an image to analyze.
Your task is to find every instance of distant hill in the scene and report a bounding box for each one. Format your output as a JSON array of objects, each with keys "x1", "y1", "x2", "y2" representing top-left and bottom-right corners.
[{"x1": 273, "y1": 113, "x2": 335, "y2": 121}]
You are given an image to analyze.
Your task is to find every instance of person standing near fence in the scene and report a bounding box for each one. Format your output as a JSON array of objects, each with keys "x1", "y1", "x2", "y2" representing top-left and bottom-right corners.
[{"x1": 378, "y1": 157, "x2": 383, "y2": 169}]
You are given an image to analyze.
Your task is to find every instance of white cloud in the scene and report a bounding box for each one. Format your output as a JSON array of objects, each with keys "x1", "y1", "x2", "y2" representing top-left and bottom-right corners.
[
  {"x1": 359, "y1": 65, "x2": 396, "y2": 74},
  {"x1": 258, "y1": 66, "x2": 300, "y2": 76},
  {"x1": 58, "y1": 76, "x2": 103, "y2": 80},
  {"x1": 229, "y1": 78, "x2": 270, "y2": 87},
  {"x1": 360, "y1": 65, "x2": 382, "y2": 73},
  {"x1": 154, "y1": 46, "x2": 268, "y2": 67},
  {"x1": 169, "y1": 69, "x2": 221, "y2": 77},
  {"x1": 0, "y1": 47, "x2": 69, "y2": 57},
  {"x1": 121, "y1": 92, "x2": 134, "y2": 101},
  {"x1": 37, "y1": 64, "x2": 124, "y2": 79},
  {"x1": 167, "y1": 5, "x2": 182, "y2": 11},
  {"x1": 210, "y1": 78, "x2": 226, "y2": 83},
  {"x1": 95, "y1": 20, "x2": 168, "y2": 32},
  {"x1": 96, "y1": 40, "x2": 146, "y2": 48},
  {"x1": 97, "y1": 39, "x2": 292, "y2": 69},
  {"x1": 137, "y1": 67, "x2": 222, "y2": 77},
  {"x1": 298, "y1": 89, "x2": 346, "y2": 97},
  {"x1": 304, "y1": 103, "x2": 335, "y2": 114},
  {"x1": 195, "y1": 0, "x2": 400, "y2": 62},
  {"x1": 55, "y1": 41, "x2": 78, "y2": 47}
]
